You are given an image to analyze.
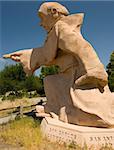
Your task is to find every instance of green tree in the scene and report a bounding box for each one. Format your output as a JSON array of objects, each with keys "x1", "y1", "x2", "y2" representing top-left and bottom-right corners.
[
  {"x1": 0, "y1": 63, "x2": 26, "y2": 95},
  {"x1": 38, "y1": 65, "x2": 60, "y2": 96},
  {"x1": 0, "y1": 63, "x2": 26, "y2": 81},
  {"x1": 40, "y1": 65, "x2": 60, "y2": 80},
  {"x1": 24, "y1": 76, "x2": 44, "y2": 94},
  {"x1": 107, "y1": 51, "x2": 114, "y2": 92},
  {"x1": 0, "y1": 63, "x2": 44, "y2": 96},
  {"x1": 0, "y1": 64, "x2": 59, "y2": 97}
]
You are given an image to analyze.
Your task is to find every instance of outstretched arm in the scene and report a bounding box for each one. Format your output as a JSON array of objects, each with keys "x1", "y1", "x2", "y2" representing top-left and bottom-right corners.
[
  {"x1": 3, "y1": 26, "x2": 58, "y2": 75},
  {"x1": 3, "y1": 49, "x2": 33, "y2": 75}
]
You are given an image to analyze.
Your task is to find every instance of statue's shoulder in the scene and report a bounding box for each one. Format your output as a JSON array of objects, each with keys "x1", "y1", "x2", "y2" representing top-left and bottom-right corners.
[{"x1": 57, "y1": 13, "x2": 84, "y2": 28}]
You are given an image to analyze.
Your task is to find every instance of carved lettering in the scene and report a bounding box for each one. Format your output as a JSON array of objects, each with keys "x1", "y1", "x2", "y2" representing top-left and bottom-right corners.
[
  {"x1": 89, "y1": 136, "x2": 114, "y2": 143},
  {"x1": 90, "y1": 137, "x2": 93, "y2": 141}
]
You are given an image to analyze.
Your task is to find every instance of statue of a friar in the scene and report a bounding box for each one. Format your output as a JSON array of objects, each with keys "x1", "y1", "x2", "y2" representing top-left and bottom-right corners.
[{"x1": 4, "y1": 2, "x2": 114, "y2": 127}]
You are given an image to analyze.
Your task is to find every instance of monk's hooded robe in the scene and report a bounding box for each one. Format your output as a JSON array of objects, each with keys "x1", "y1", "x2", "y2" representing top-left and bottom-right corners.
[{"x1": 22, "y1": 13, "x2": 114, "y2": 127}]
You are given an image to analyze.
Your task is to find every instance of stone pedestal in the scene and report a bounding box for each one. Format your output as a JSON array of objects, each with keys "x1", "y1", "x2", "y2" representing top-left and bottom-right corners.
[{"x1": 41, "y1": 117, "x2": 114, "y2": 149}]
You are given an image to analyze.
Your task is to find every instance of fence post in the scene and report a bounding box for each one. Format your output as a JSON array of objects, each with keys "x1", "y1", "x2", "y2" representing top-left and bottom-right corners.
[{"x1": 20, "y1": 105, "x2": 23, "y2": 118}]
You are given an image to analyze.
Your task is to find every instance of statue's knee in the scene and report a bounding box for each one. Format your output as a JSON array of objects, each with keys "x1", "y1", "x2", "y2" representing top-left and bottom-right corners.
[
  {"x1": 44, "y1": 76, "x2": 55, "y2": 90},
  {"x1": 44, "y1": 76, "x2": 52, "y2": 85}
]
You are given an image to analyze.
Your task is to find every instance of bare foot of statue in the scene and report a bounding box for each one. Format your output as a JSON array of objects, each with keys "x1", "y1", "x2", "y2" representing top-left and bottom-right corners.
[
  {"x1": 35, "y1": 105, "x2": 50, "y2": 117},
  {"x1": 35, "y1": 105, "x2": 59, "y2": 119}
]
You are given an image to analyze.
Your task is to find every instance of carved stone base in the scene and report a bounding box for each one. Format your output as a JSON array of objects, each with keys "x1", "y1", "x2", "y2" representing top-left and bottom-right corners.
[{"x1": 41, "y1": 117, "x2": 114, "y2": 149}]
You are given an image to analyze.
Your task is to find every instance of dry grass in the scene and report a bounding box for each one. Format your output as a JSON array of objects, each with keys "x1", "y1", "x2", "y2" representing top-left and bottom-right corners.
[
  {"x1": 0, "y1": 117, "x2": 82, "y2": 150},
  {"x1": 0, "y1": 117, "x2": 114, "y2": 150},
  {"x1": 0, "y1": 117, "x2": 42, "y2": 150}
]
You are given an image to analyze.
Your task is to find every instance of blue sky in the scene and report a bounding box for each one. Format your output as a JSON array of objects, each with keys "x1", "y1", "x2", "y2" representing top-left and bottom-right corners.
[{"x1": 0, "y1": 0, "x2": 114, "y2": 75}]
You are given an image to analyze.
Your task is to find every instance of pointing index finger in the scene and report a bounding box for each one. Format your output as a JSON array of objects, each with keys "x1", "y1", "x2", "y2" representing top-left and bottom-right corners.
[{"x1": 3, "y1": 51, "x2": 22, "y2": 59}]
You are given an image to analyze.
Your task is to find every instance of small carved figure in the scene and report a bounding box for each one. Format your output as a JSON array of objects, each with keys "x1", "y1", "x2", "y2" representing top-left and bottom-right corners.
[{"x1": 3, "y1": 2, "x2": 114, "y2": 127}]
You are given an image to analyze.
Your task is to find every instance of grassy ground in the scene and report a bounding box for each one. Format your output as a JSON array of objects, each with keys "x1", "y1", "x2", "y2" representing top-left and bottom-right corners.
[{"x1": 0, "y1": 117, "x2": 114, "y2": 150}]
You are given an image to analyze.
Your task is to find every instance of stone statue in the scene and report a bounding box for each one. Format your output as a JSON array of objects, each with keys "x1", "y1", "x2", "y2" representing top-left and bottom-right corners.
[{"x1": 3, "y1": 2, "x2": 114, "y2": 127}]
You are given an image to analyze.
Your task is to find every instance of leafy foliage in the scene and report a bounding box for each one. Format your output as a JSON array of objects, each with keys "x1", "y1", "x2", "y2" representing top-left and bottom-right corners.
[
  {"x1": 0, "y1": 64, "x2": 59, "y2": 99},
  {"x1": 24, "y1": 75, "x2": 44, "y2": 94},
  {"x1": 0, "y1": 64, "x2": 26, "y2": 95},
  {"x1": 106, "y1": 51, "x2": 114, "y2": 92},
  {"x1": 40, "y1": 65, "x2": 60, "y2": 80},
  {"x1": 0, "y1": 63, "x2": 44, "y2": 96}
]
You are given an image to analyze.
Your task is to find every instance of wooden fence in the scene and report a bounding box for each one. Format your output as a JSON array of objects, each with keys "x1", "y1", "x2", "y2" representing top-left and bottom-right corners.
[{"x1": 0, "y1": 102, "x2": 45, "y2": 124}]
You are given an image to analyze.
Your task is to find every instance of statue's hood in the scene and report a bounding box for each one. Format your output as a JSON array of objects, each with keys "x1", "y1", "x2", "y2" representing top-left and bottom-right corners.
[{"x1": 60, "y1": 13, "x2": 84, "y2": 28}]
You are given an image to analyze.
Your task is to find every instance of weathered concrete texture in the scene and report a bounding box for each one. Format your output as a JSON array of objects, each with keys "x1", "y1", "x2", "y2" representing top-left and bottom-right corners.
[{"x1": 41, "y1": 117, "x2": 114, "y2": 150}]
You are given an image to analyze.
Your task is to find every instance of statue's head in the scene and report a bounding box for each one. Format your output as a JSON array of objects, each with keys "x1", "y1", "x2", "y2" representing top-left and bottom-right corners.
[{"x1": 38, "y1": 2, "x2": 69, "y2": 32}]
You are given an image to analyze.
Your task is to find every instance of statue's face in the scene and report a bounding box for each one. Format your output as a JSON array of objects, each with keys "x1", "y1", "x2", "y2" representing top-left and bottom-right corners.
[
  {"x1": 38, "y1": 2, "x2": 69, "y2": 32},
  {"x1": 39, "y1": 12, "x2": 48, "y2": 30},
  {"x1": 38, "y1": 12, "x2": 53, "y2": 32}
]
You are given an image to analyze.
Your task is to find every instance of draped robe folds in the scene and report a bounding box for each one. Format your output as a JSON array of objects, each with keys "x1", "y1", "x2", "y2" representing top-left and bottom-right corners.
[{"x1": 22, "y1": 14, "x2": 114, "y2": 127}]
